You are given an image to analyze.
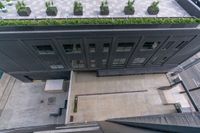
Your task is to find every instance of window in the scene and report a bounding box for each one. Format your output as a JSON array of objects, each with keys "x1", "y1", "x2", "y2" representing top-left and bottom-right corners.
[
  {"x1": 103, "y1": 43, "x2": 110, "y2": 52},
  {"x1": 102, "y1": 59, "x2": 107, "y2": 66},
  {"x1": 50, "y1": 65, "x2": 64, "y2": 69},
  {"x1": 142, "y1": 42, "x2": 159, "y2": 50},
  {"x1": 162, "y1": 41, "x2": 174, "y2": 50},
  {"x1": 90, "y1": 60, "x2": 96, "y2": 68},
  {"x1": 89, "y1": 43, "x2": 95, "y2": 52},
  {"x1": 175, "y1": 41, "x2": 188, "y2": 50},
  {"x1": 63, "y1": 44, "x2": 81, "y2": 53},
  {"x1": 35, "y1": 45, "x2": 54, "y2": 55},
  {"x1": 112, "y1": 58, "x2": 126, "y2": 66},
  {"x1": 71, "y1": 60, "x2": 85, "y2": 68},
  {"x1": 116, "y1": 42, "x2": 134, "y2": 52},
  {"x1": 132, "y1": 58, "x2": 146, "y2": 64}
]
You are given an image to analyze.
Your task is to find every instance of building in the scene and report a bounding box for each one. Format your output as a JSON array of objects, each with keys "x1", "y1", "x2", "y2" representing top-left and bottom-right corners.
[{"x1": 1, "y1": 0, "x2": 200, "y2": 132}]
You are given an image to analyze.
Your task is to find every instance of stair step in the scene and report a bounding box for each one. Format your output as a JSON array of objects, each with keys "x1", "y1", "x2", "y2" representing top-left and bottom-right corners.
[
  {"x1": 56, "y1": 123, "x2": 99, "y2": 129},
  {"x1": 34, "y1": 126, "x2": 99, "y2": 133}
]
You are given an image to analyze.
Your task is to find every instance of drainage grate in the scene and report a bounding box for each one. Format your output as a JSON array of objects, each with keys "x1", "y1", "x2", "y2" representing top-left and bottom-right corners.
[{"x1": 48, "y1": 97, "x2": 56, "y2": 105}]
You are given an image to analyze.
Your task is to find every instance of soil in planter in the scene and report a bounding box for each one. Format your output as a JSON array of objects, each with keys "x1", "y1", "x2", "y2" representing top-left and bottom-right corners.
[
  {"x1": 46, "y1": 7, "x2": 58, "y2": 16},
  {"x1": 124, "y1": 6, "x2": 135, "y2": 15},
  {"x1": 147, "y1": 6, "x2": 159, "y2": 15},
  {"x1": 17, "y1": 7, "x2": 31, "y2": 16}
]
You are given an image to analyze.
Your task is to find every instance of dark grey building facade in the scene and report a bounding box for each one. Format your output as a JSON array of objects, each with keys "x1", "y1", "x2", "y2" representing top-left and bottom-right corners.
[{"x1": 0, "y1": 25, "x2": 200, "y2": 82}]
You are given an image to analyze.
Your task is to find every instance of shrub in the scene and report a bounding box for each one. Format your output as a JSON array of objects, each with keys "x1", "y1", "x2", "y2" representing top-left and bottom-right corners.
[
  {"x1": 0, "y1": 18, "x2": 199, "y2": 26},
  {"x1": 45, "y1": 0, "x2": 58, "y2": 16},
  {"x1": 100, "y1": 0, "x2": 109, "y2": 15},
  {"x1": 74, "y1": 1, "x2": 83, "y2": 16},
  {"x1": 124, "y1": 0, "x2": 135, "y2": 15},
  {"x1": 0, "y1": 2, "x2": 5, "y2": 9},
  {"x1": 16, "y1": 1, "x2": 31, "y2": 16},
  {"x1": 147, "y1": 1, "x2": 159, "y2": 15}
]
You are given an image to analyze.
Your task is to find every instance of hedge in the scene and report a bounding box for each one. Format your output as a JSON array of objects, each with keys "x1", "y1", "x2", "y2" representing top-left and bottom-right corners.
[{"x1": 0, "y1": 18, "x2": 199, "y2": 26}]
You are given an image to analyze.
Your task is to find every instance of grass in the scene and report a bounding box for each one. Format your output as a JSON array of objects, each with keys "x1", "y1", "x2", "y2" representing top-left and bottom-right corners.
[{"x1": 0, "y1": 18, "x2": 199, "y2": 26}]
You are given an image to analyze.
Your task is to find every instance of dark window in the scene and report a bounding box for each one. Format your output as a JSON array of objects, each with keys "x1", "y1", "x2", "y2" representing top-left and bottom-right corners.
[
  {"x1": 90, "y1": 60, "x2": 96, "y2": 68},
  {"x1": 89, "y1": 43, "x2": 96, "y2": 52},
  {"x1": 175, "y1": 41, "x2": 188, "y2": 50},
  {"x1": 102, "y1": 59, "x2": 107, "y2": 66},
  {"x1": 35, "y1": 45, "x2": 54, "y2": 55},
  {"x1": 50, "y1": 65, "x2": 64, "y2": 69},
  {"x1": 113, "y1": 58, "x2": 126, "y2": 66},
  {"x1": 162, "y1": 41, "x2": 174, "y2": 50},
  {"x1": 116, "y1": 42, "x2": 134, "y2": 52},
  {"x1": 63, "y1": 44, "x2": 81, "y2": 53},
  {"x1": 142, "y1": 42, "x2": 159, "y2": 50},
  {"x1": 71, "y1": 60, "x2": 85, "y2": 68},
  {"x1": 132, "y1": 58, "x2": 146, "y2": 64},
  {"x1": 103, "y1": 43, "x2": 110, "y2": 52}
]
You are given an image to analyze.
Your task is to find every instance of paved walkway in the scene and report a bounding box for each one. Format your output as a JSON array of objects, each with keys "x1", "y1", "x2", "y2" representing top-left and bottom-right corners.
[
  {"x1": 0, "y1": 0, "x2": 190, "y2": 19},
  {"x1": 0, "y1": 78, "x2": 68, "y2": 130},
  {"x1": 66, "y1": 72, "x2": 177, "y2": 123}
]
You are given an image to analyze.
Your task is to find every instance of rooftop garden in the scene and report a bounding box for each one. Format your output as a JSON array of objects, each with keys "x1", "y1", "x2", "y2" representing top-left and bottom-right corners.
[{"x1": 0, "y1": 0, "x2": 199, "y2": 26}]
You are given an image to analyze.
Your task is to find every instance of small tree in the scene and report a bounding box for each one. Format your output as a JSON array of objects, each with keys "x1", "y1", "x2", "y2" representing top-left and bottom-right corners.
[
  {"x1": 16, "y1": 1, "x2": 31, "y2": 16},
  {"x1": 147, "y1": 1, "x2": 159, "y2": 15},
  {"x1": 100, "y1": 0, "x2": 109, "y2": 15},
  {"x1": 45, "y1": 0, "x2": 58, "y2": 16},
  {"x1": 74, "y1": 1, "x2": 83, "y2": 15},
  {"x1": 124, "y1": 0, "x2": 135, "y2": 15}
]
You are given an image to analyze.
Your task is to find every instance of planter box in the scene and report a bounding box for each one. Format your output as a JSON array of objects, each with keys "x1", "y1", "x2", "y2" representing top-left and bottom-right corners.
[
  {"x1": 147, "y1": 7, "x2": 159, "y2": 15},
  {"x1": 124, "y1": 6, "x2": 135, "y2": 15},
  {"x1": 74, "y1": 10, "x2": 83, "y2": 16},
  {"x1": 17, "y1": 7, "x2": 31, "y2": 16},
  {"x1": 46, "y1": 6, "x2": 57, "y2": 16},
  {"x1": 100, "y1": 7, "x2": 109, "y2": 15}
]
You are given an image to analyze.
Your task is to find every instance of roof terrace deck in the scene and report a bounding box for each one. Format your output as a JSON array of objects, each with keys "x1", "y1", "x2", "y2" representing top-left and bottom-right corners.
[{"x1": 0, "y1": 0, "x2": 191, "y2": 19}]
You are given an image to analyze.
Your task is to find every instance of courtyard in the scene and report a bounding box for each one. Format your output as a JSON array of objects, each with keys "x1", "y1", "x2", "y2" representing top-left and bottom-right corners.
[{"x1": 66, "y1": 72, "x2": 193, "y2": 123}]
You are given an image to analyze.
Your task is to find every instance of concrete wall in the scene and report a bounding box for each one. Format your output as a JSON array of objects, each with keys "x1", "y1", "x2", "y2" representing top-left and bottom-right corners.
[{"x1": 0, "y1": 25, "x2": 200, "y2": 81}]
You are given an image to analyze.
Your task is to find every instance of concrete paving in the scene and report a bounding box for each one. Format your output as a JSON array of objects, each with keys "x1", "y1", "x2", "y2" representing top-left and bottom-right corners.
[
  {"x1": 0, "y1": 76, "x2": 68, "y2": 130},
  {"x1": 0, "y1": 0, "x2": 190, "y2": 19},
  {"x1": 66, "y1": 72, "x2": 177, "y2": 123}
]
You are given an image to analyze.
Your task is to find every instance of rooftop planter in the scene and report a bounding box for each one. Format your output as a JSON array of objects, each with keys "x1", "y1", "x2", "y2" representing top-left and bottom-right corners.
[
  {"x1": 0, "y1": 18, "x2": 199, "y2": 29},
  {"x1": 0, "y1": 2, "x2": 7, "y2": 13},
  {"x1": 100, "y1": 0, "x2": 109, "y2": 15},
  {"x1": 147, "y1": 1, "x2": 159, "y2": 15},
  {"x1": 74, "y1": 1, "x2": 83, "y2": 16},
  {"x1": 45, "y1": 0, "x2": 58, "y2": 16},
  {"x1": 16, "y1": 1, "x2": 31, "y2": 16},
  {"x1": 124, "y1": 0, "x2": 135, "y2": 15}
]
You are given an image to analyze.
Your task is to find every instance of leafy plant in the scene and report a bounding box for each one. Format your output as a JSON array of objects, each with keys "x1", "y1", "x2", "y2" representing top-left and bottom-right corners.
[
  {"x1": 124, "y1": 0, "x2": 135, "y2": 15},
  {"x1": 74, "y1": 1, "x2": 83, "y2": 15},
  {"x1": 45, "y1": 0, "x2": 54, "y2": 8},
  {"x1": 45, "y1": 0, "x2": 57, "y2": 16},
  {"x1": 0, "y1": 18, "x2": 199, "y2": 26},
  {"x1": 16, "y1": 1, "x2": 31, "y2": 16},
  {"x1": 147, "y1": 1, "x2": 159, "y2": 15},
  {"x1": 100, "y1": 0, "x2": 109, "y2": 15},
  {"x1": 16, "y1": 1, "x2": 26, "y2": 11},
  {"x1": 0, "y1": 2, "x2": 5, "y2": 9},
  {"x1": 6, "y1": 0, "x2": 11, "y2": 2}
]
